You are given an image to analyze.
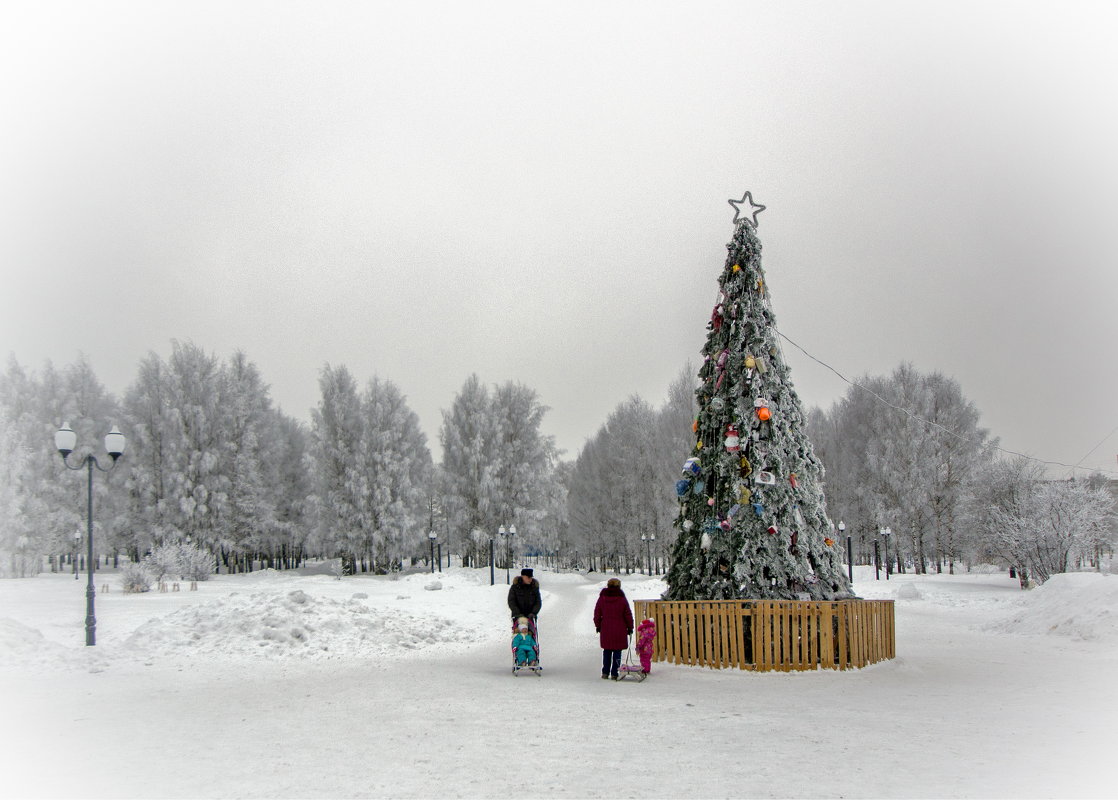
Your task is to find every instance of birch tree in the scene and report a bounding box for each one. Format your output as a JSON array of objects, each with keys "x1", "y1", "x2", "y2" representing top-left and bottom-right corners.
[
  {"x1": 308, "y1": 364, "x2": 367, "y2": 573},
  {"x1": 360, "y1": 376, "x2": 433, "y2": 568}
]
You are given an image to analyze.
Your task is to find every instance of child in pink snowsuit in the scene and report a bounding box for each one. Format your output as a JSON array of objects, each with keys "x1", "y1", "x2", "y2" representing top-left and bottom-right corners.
[{"x1": 636, "y1": 618, "x2": 656, "y2": 674}]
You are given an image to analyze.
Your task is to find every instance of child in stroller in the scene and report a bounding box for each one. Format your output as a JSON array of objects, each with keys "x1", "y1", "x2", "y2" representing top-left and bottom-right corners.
[{"x1": 511, "y1": 616, "x2": 541, "y2": 675}]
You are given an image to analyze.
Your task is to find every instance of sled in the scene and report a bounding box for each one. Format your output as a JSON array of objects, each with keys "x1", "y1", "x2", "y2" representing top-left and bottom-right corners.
[
  {"x1": 617, "y1": 664, "x2": 646, "y2": 681},
  {"x1": 616, "y1": 643, "x2": 647, "y2": 682}
]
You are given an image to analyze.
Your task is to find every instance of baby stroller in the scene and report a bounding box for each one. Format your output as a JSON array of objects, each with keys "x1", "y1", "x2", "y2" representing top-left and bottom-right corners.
[{"x1": 511, "y1": 616, "x2": 542, "y2": 676}]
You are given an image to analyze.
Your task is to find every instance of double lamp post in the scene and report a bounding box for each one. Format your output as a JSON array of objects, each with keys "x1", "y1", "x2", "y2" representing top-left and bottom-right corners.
[
  {"x1": 54, "y1": 423, "x2": 126, "y2": 646},
  {"x1": 490, "y1": 524, "x2": 516, "y2": 585}
]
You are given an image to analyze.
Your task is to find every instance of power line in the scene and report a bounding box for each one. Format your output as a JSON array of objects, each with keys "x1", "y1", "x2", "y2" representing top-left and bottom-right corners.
[
  {"x1": 776, "y1": 330, "x2": 1118, "y2": 477},
  {"x1": 1065, "y1": 424, "x2": 1118, "y2": 479}
]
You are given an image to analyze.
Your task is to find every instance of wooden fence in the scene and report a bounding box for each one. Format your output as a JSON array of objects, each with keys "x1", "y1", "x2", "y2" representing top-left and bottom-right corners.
[{"x1": 632, "y1": 598, "x2": 895, "y2": 672}]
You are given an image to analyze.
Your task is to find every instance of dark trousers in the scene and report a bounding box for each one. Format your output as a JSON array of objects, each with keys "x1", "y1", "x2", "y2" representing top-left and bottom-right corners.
[{"x1": 602, "y1": 649, "x2": 622, "y2": 677}]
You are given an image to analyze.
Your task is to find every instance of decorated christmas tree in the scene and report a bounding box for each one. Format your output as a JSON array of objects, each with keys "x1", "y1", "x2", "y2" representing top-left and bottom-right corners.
[{"x1": 664, "y1": 193, "x2": 854, "y2": 602}]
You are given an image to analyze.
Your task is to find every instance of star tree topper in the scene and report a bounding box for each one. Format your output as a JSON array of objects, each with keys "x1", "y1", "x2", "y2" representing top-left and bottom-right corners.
[{"x1": 728, "y1": 191, "x2": 766, "y2": 227}]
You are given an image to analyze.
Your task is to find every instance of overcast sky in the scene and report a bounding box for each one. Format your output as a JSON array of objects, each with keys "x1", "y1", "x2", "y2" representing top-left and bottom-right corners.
[{"x1": 2, "y1": 1, "x2": 1116, "y2": 477}]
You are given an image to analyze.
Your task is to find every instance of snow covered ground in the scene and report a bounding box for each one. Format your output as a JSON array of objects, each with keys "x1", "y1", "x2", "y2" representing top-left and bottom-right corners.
[{"x1": 1, "y1": 564, "x2": 1115, "y2": 799}]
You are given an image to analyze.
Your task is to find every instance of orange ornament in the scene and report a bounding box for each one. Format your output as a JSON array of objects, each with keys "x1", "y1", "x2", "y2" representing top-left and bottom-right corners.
[
  {"x1": 824, "y1": 538, "x2": 835, "y2": 547},
  {"x1": 757, "y1": 407, "x2": 772, "y2": 422}
]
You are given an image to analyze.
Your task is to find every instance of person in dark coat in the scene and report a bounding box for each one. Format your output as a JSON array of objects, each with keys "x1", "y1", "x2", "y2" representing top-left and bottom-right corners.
[
  {"x1": 593, "y1": 577, "x2": 634, "y2": 680},
  {"x1": 508, "y1": 568, "x2": 541, "y2": 630}
]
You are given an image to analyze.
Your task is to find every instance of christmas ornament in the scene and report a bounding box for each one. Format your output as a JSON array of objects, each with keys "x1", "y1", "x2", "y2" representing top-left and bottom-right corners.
[
  {"x1": 719, "y1": 519, "x2": 732, "y2": 531},
  {"x1": 724, "y1": 425, "x2": 740, "y2": 452},
  {"x1": 682, "y1": 457, "x2": 701, "y2": 476},
  {"x1": 707, "y1": 497, "x2": 715, "y2": 506},
  {"x1": 755, "y1": 356, "x2": 768, "y2": 374},
  {"x1": 789, "y1": 473, "x2": 798, "y2": 489},
  {"x1": 700, "y1": 532, "x2": 712, "y2": 550},
  {"x1": 757, "y1": 407, "x2": 772, "y2": 422},
  {"x1": 732, "y1": 263, "x2": 741, "y2": 272},
  {"x1": 824, "y1": 538, "x2": 835, "y2": 547},
  {"x1": 738, "y1": 486, "x2": 752, "y2": 504},
  {"x1": 675, "y1": 479, "x2": 691, "y2": 498},
  {"x1": 754, "y1": 470, "x2": 776, "y2": 485},
  {"x1": 751, "y1": 501, "x2": 765, "y2": 516},
  {"x1": 767, "y1": 525, "x2": 778, "y2": 535},
  {"x1": 744, "y1": 355, "x2": 756, "y2": 369},
  {"x1": 682, "y1": 520, "x2": 694, "y2": 531},
  {"x1": 692, "y1": 479, "x2": 705, "y2": 495}
]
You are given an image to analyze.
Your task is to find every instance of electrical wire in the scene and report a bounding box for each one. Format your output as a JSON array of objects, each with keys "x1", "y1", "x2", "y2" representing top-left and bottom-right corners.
[{"x1": 776, "y1": 330, "x2": 1118, "y2": 477}]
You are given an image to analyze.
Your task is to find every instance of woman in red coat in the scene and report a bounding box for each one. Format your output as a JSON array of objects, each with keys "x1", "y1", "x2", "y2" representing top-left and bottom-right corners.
[{"x1": 593, "y1": 577, "x2": 634, "y2": 680}]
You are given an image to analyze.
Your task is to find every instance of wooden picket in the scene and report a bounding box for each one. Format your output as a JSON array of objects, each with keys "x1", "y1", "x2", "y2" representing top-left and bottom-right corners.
[{"x1": 632, "y1": 598, "x2": 894, "y2": 672}]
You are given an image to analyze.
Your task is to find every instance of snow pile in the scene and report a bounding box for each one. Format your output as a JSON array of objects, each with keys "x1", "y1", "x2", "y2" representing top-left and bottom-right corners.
[
  {"x1": 896, "y1": 582, "x2": 923, "y2": 600},
  {"x1": 987, "y1": 572, "x2": 1118, "y2": 642},
  {"x1": 0, "y1": 617, "x2": 67, "y2": 659},
  {"x1": 124, "y1": 587, "x2": 484, "y2": 661}
]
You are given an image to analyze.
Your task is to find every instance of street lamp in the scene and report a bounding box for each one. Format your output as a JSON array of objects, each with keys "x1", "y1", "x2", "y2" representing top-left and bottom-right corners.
[
  {"x1": 428, "y1": 530, "x2": 437, "y2": 573},
  {"x1": 54, "y1": 422, "x2": 126, "y2": 646},
  {"x1": 838, "y1": 521, "x2": 851, "y2": 583},
  {"x1": 499, "y1": 524, "x2": 516, "y2": 584},
  {"x1": 641, "y1": 533, "x2": 656, "y2": 575},
  {"x1": 879, "y1": 526, "x2": 893, "y2": 581}
]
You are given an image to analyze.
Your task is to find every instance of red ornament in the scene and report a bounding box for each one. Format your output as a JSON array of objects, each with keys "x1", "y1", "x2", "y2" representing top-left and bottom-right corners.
[
  {"x1": 767, "y1": 525, "x2": 778, "y2": 535},
  {"x1": 789, "y1": 473, "x2": 798, "y2": 489},
  {"x1": 724, "y1": 425, "x2": 740, "y2": 452},
  {"x1": 757, "y1": 407, "x2": 772, "y2": 422},
  {"x1": 824, "y1": 538, "x2": 835, "y2": 547}
]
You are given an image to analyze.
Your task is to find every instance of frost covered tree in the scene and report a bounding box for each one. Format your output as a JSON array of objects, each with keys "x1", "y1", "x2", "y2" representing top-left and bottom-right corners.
[
  {"x1": 121, "y1": 345, "x2": 306, "y2": 569},
  {"x1": 439, "y1": 375, "x2": 558, "y2": 567},
  {"x1": 120, "y1": 352, "x2": 178, "y2": 551},
  {"x1": 439, "y1": 375, "x2": 494, "y2": 566},
  {"x1": 360, "y1": 376, "x2": 433, "y2": 568},
  {"x1": 222, "y1": 351, "x2": 278, "y2": 562},
  {"x1": 163, "y1": 342, "x2": 230, "y2": 550},
  {"x1": 566, "y1": 367, "x2": 695, "y2": 573},
  {"x1": 0, "y1": 403, "x2": 34, "y2": 577},
  {"x1": 269, "y1": 413, "x2": 312, "y2": 567},
  {"x1": 664, "y1": 205, "x2": 851, "y2": 601},
  {"x1": 970, "y1": 458, "x2": 1116, "y2": 587},
  {"x1": 809, "y1": 364, "x2": 996, "y2": 573},
  {"x1": 308, "y1": 364, "x2": 368, "y2": 573},
  {"x1": 1, "y1": 355, "x2": 125, "y2": 572},
  {"x1": 119, "y1": 342, "x2": 233, "y2": 562},
  {"x1": 489, "y1": 381, "x2": 559, "y2": 558}
]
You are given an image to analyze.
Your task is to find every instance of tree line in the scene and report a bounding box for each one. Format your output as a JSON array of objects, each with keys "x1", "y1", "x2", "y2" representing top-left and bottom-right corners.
[
  {"x1": 806, "y1": 363, "x2": 1115, "y2": 585},
  {"x1": 1, "y1": 347, "x2": 1113, "y2": 587}
]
